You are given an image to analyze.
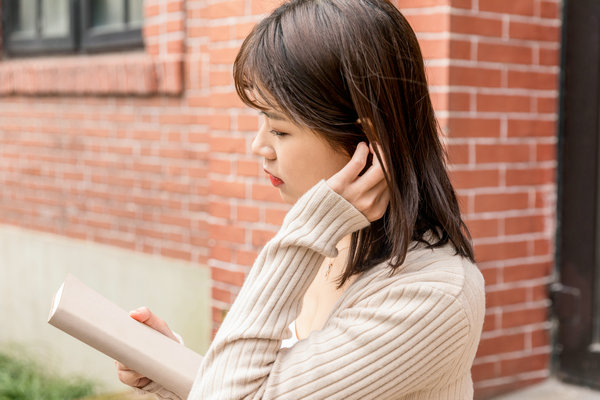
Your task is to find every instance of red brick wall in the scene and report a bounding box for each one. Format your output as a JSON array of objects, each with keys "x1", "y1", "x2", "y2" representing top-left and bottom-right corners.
[
  {"x1": 0, "y1": 0, "x2": 561, "y2": 398},
  {"x1": 439, "y1": 0, "x2": 560, "y2": 398}
]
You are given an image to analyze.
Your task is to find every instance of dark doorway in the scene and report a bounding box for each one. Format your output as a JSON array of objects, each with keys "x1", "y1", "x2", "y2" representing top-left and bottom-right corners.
[{"x1": 555, "y1": 0, "x2": 600, "y2": 388}]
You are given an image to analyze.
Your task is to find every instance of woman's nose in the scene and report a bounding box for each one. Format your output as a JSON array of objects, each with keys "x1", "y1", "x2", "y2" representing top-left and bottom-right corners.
[{"x1": 251, "y1": 123, "x2": 276, "y2": 160}]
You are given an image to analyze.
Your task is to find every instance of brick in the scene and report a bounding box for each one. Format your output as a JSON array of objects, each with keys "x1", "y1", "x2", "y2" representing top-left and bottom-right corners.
[
  {"x1": 472, "y1": 361, "x2": 497, "y2": 381},
  {"x1": 534, "y1": 238, "x2": 551, "y2": 256},
  {"x1": 252, "y1": 183, "x2": 285, "y2": 203},
  {"x1": 505, "y1": 214, "x2": 546, "y2": 235},
  {"x1": 210, "y1": 179, "x2": 246, "y2": 198},
  {"x1": 509, "y1": 21, "x2": 560, "y2": 42},
  {"x1": 237, "y1": 205, "x2": 260, "y2": 222},
  {"x1": 211, "y1": 266, "x2": 246, "y2": 286},
  {"x1": 502, "y1": 306, "x2": 548, "y2": 328},
  {"x1": 504, "y1": 262, "x2": 552, "y2": 282},
  {"x1": 486, "y1": 286, "x2": 528, "y2": 308},
  {"x1": 252, "y1": 229, "x2": 275, "y2": 246},
  {"x1": 475, "y1": 143, "x2": 531, "y2": 164},
  {"x1": 209, "y1": 201, "x2": 231, "y2": 219},
  {"x1": 237, "y1": 114, "x2": 259, "y2": 131},
  {"x1": 476, "y1": 332, "x2": 526, "y2": 357},
  {"x1": 482, "y1": 311, "x2": 499, "y2": 331},
  {"x1": 405, "y1": 13, "x2": 449, "y2": 33},
  {"x1": 265, "y1": 208, "x2": 288, "y2": 225},
  {"x1": 210, "y1": 135, "x2": 246, "y2": 153},
  {"x1": 425, "y1": 66, "x2": 448, "y2": 86},
  {"x1": 209, "y1": 25, "x2": 230, "y2": 42},
  {"x1": 397, "y1": 0, "x2": 449, "y2": 7},
  {"x1": 532, "y1": 328, "x2": 550, "y2": 348},
  {"x1": 210, "y1": 70, "x2": 232, "y2": 86},
  {"x1": 539, "y1": 47, "x2": 559, "y2": 66},
  {"x1": 536, "y1": 143, "x2": 556, "y2": 162},
  {"x1": 166, "y1": 19, "x2": 184, "y2": 33},
  {"x1": 234, "y1": 22, "x2": 257, "y2": 40},
  {"x1": 477, "y1": 94, "x2": 532, "y2": 113},
  {"x1": 480, "y1": 267, "x2": 499, "y2": 286},
  {"x1": 500, "y1": 353, "x2": 550, "y2": 376},
  {"x1": 478, "y1": 42, "x2": 533, "y2": 65},
  {"x1": 448, "y1": 168, "x2": 500, "y2": 189},
  {"x1": 450, "y1": 14, "x2": 502, "y2": 37},
  {"x1": 209, "y1": 158, "x2": 232, "y2": 174},
  {"x1": 537, "y1": 97, "x2": 558, "y2": 114},
  {"x1": 474, "y1": 240, "x2": 529, "y2": 262},
  {"x1": 212, "y1": 287, "x2": 231, "y2": 303},
  {"x1": 474, "y1": 192, "x2": 530, "y2": 213},
  {"x1": 464, "y1": 217, "x2": 500, "y2": 238},
  {"x1": 237, "y1": 249, "x2": 259, "y2": 266},
  {"x1": 209, "y1": 223, "x2": 246, "y2": 243},
  {"x1": 160, "y1": 247, "x2": 192, "y2": 261},
  {"x1": 447, "y1": 91, "x2": 471, "y2": 111},
  {"x1": 508, "y1": 70, "x2": 557, "y2": 90},
  {"x1": 448, "y1": 118, "x2": 501, "y2": 138},
  {"x1": 450, "y1": 66, "x2": 502, "y2": 87},
  {"x1": 209, "y1": 91, "x2": 245, "y2": 108},
  {"x1": 250, "y1": 0, "x2": 281, "y2": 15},
  {"x1": 211, "y1": 245, "x2": 232, "y2": 262},
  {"x1": 479, "y1": 0, "x2": 534, "y2": 16},
  {"x1": 419, "y1": 39, "x2": 449, "y2": 59},
  {"x1": 540, "y1": 1, "x2": 560, "y2": 19},
  {"x1": 210, "y1": 46, "x2": 242, "y2": 64},
  {"x1": 506, "y1": 167, "x2": 555, "y2": 186},
  {"x1": 446, "y1": 143, "x2": 470, "y2": 164},
  {"x1": 507, "y1": 119, "x2": 556, "y2": 137},
  {"x1": 237, "y1": 159, "x2": 260, "y2": 177}
]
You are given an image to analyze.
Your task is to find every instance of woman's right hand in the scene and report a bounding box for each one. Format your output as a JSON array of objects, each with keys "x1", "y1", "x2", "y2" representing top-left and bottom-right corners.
[
  {"x1": 115, "y1": 307, "x2": 179, "y2": 388},
  {"x1": 326, "y1": 141, "x2": 390, "y2": 222}
]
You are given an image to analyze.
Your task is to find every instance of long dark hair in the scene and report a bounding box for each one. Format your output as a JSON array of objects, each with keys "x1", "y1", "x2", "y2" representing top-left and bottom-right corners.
[{"x1": 234, "y1": 0, "x2": 475, "y2": 288}]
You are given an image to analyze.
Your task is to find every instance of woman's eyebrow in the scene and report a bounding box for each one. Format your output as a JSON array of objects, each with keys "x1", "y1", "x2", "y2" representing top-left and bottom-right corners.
[{"x1": 260, "y1": 111, "x2": 286, "y2": 121}]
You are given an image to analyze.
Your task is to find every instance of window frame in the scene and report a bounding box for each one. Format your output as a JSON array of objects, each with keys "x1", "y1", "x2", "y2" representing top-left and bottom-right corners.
[
  {"x1": 2, "y1": 0, "x2": 78, "y2": 56},
  {"x1": 1, "y1": 0, "x2": 143, "y2": 57},
  {"x1": 79, "y1": 0, "x2": 143, "y2": 53}
]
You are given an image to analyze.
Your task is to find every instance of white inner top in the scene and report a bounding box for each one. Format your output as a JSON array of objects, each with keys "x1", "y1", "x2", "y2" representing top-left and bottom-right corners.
[{"x1": 280, "y1": 320, "x2": 299, "y2": 349}]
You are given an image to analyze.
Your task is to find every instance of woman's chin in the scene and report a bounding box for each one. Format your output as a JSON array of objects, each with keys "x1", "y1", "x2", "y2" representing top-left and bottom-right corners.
[{"x1": 279, "y1": 191, "x2": 297, "y2": 205}]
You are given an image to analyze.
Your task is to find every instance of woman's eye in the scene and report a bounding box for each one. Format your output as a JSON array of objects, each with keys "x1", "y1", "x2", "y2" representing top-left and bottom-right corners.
[{"x1": 270, "y1": 129, "x2": 287, "y2": 137}]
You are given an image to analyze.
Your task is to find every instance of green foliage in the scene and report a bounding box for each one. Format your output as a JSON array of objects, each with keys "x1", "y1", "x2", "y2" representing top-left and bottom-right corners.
[{"x1": 0, "y1": 350, "x2": 96, "y2": 400}]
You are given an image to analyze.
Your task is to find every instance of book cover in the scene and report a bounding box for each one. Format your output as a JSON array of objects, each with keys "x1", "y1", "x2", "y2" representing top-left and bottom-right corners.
[{"x1": 48, "y1": 274, "x2": 203, "y2": 398}]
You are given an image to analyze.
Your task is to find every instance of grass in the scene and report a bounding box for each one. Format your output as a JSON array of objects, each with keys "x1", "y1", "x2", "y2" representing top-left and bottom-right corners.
[{"x1": 0, "y1": 349, "x2": 96, "y2": 400}]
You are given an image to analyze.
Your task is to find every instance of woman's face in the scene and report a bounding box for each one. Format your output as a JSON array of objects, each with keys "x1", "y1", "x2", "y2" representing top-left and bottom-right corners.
[{"x1": 252, "y1": 109, "x2": 351, "y2": 204}]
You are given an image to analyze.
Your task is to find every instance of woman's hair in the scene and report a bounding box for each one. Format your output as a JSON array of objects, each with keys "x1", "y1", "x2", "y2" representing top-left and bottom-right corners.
[{"x1": 234, "y1": 0, "x2": 475, "y2": 287}]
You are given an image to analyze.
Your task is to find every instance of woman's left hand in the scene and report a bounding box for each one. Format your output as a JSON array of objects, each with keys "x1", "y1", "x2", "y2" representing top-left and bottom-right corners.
[{"x1": 327, "y1": 141, "x2": 390, "y2": 222}]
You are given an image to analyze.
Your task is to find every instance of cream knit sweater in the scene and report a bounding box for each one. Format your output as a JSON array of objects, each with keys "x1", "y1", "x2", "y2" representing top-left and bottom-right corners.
[{"x1": 150, "y1": 180, "x2": 485, "y2": 399}]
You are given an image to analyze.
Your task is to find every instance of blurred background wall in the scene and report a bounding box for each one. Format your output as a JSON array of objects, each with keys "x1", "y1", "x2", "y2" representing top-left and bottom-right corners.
[{"x1": 0, "y1": 0, "x2": 563, "y2": 398}]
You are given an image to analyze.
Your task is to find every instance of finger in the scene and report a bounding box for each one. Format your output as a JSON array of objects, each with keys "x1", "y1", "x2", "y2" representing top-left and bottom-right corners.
[
  {"x1": 356, "y1": 152, "x2": 386, "y2": 190},
  {"x1": 116, "y1": 361, "x2": 151, "y2": 388},
  {"x1": 336, "y1": 142, "x2": 370, "y2": 183},
  {"x1": 129, "y1": 307, "x2": 177, "y2": 341}
]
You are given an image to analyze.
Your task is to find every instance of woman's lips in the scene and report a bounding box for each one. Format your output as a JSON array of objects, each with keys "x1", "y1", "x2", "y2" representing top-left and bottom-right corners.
[{"x1": 265, "y1": 170, "x2": 284, "y2": 187}]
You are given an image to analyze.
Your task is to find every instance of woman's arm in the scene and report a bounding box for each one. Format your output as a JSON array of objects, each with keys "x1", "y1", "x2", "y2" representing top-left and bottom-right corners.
[{"x1": 189, "y1": 177, "x2": 473, "y2": 399}]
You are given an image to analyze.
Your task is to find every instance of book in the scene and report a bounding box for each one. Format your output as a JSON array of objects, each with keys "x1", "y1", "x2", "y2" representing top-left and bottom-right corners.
[{"x1": 48, "y1": 274, "x2": 203, "y2": 398}]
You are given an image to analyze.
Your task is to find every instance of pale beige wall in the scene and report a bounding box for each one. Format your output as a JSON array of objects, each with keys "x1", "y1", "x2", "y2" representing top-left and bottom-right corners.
[{"x1": 0, "y1": 224, "x2": 210, "y2": 392}]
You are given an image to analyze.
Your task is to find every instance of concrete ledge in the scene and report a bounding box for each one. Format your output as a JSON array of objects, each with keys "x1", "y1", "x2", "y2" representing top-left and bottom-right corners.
[
  {"x1": 0, "y1": 223, "x2": 210, "y2": 392},
  {"x1": 492, "y1": 378, "x2": 600, "y2": 400}
]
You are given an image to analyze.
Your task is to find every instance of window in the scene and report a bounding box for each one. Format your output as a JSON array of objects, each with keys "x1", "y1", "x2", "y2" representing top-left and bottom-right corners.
[{"x1": 2, "y1": 0, "x2": 144, "y2": 56}]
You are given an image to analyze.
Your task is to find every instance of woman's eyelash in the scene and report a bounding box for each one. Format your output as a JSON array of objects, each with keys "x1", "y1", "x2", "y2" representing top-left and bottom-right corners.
[{"x1": 270, "y1": 129, "x2": 287, "y2": 137}]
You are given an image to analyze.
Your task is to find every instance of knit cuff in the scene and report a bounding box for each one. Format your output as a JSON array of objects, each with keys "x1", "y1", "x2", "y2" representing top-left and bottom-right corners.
[{"x1": 277, "y1": 179, "x2": 371, "y2": 257}]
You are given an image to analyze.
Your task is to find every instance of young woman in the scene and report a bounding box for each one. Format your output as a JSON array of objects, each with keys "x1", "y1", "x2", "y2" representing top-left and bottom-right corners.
[{"x1": 117, "y1": 0, "x2": 485, "y2": 398}]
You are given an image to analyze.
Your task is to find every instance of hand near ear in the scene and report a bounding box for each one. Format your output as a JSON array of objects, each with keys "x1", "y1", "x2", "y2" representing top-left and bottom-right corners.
[{"x1": 327, "y1": 142, "x2": 390, "y2": 222}]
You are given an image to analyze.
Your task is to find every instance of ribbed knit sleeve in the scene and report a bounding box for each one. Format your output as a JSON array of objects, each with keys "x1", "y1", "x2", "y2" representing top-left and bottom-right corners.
[{"x1": 188, "y1": 180, "x2": 477, "y2": 399}]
